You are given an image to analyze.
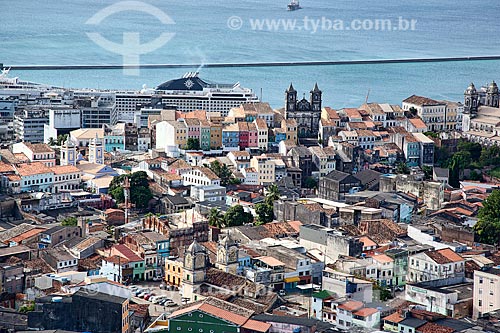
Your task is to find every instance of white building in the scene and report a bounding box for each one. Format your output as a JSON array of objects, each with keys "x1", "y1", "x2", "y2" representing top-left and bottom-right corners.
[
  {"x1": 254, "y1": 118, "x2": 268, "y2": 151},
  {"x1": 402, "y1": 95, "x2": 447, "y2": 132},
  {"x1": 228, "y1": 151, "x2": 251, "y2": 170},
  {"x1": 182, "y1": 167, "x2": 221, "y2": 186},
  {"x1": 69, "y1": 128, "x2": 104, "y2": 147},
  {"x1": 13, "y1": 108, "x2": 49, "y2": 143},
  {"x1": 190, "y1": 185, "x2": 226, "y2": 202},
  {"x1": 250, "y1": 155, "x2": 276, "y2": 185},
  {"x1": 43, "y1": 107, "x2": 81, "y2": 143},
  {"x1": 405, "y1": 278, "x2": 473, "y2": 318},
  {"x1": 50, "y1": 165, "x2": 82, "y2": 193},
  {"x1": 15, "y1": 162, "x2": 54, "y2": 193},
  {"x1": 407, "y1": 248, "x2": 465, "y2": 283},
  {"x1": 371, "y1": 254, "x2": 395, "y2": 287},
  {"x1": 12, "y1": 142, "x2": 56, "y2": 167},
  {"x1": 322, "y1": 269, "x2": 373, "y2": 303},
  {"x1": 241, "y1": 167, "x2": 259, "y2": 185},
  {"x1": 335, "y1": 300, "x2": 380, "y2": 330},
  {"x1": 473, "y1": 268, "x2": 500, "y2": 320}
]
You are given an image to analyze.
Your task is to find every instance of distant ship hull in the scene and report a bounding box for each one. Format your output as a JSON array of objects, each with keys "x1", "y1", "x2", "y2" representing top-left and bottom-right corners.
[{"x1": 287, "y1": 1, "x2": 301, "y2": 10}]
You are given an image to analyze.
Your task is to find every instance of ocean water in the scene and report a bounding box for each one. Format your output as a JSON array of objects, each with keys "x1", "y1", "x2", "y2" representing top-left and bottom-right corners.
[{"x1": 2, "y1": 0, "x2": 500, "y2": 108}]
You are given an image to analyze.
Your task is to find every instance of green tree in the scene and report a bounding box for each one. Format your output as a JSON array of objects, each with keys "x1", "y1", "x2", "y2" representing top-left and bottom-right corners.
[
  {"x1": 48, "y1": 137, "x2": 56, "y2": 146},
  {"x1": 61, "y1": 216, "x2": 78, "y2": 226},
  {"x1": 57, "y1": 134, "x2": 68, "y2": 146},
  {"x1": 434, "y1": 146, "x2": 450, "y2": 167},
  {"x1": 424, "y1": 131, "x2": 439, "y2": 139},
  {"x1": 209, "y1": 160, "x2": 236, "y2": 186},
  {"x1": 448, "y1": 151, "x2": 471, "y2": 188},
  {"x1": 457, "y1": 141, "x2": 482, "y2": 161},
  {"x1": 255, "y1": 202, "x2": 274, "y2": 225},
  {"x1": 265, "y1": 184, "x2": 281, "y2": 204},
  {"x1": 422, "y1": 166, "x2": 433, "y2": 180},
  {"x1": 19, "y1": 302, "x2": 35, "y2": 313},
  {"x1": 208, "y1": 208, "x2": 225, "y2": 228},
  {"x1": 186, "y1": 138, "x2": 200, "y2": 150},
  {"x1": 224, "y1": 205, "x2": 253, "y2": 227},
  {"x1": 304, "y1": 177, "x2": 318, "y2": 189},
  {"x1": 474, "y1": 190, "x2": 500, "y2": 245},
  {"x1": 469, "y1": 170, "x2": 482, "y2": 181},
  {"x1": 108, "y1": 171, "x2": 152, "y2": 209},
  {"x1": 396, "y1": 162, "x2": 410, "y2": 175}
]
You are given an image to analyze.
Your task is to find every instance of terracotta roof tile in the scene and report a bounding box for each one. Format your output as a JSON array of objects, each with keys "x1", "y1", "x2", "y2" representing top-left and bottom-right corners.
[
  {"x1": 15, "y1": 162, "x2": 52, "y2": 176},
  {"x1": 426, "y1": 248, "x2": 464, "y2": 264},
  {"x1": 353, "y1": 308, "x2": 378, "y2": 317},
  {"x1": 383, "y1": 311, "x2": 404, "y2": 324},
  {"x1": 338, "y1": 300, "x2": 363, "y2": 312}
]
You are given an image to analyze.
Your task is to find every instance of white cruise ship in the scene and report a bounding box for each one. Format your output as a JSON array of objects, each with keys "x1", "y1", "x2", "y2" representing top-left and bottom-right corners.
[
  {"x1": 155, "y1": 72, "x2": 259, "y2": 117},
  {"x1": 0, "y1": 67, "x2": 61, "y2": 97}
]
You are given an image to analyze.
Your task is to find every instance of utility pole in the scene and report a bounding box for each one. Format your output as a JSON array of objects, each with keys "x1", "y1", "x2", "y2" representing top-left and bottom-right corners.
[{"x1": 123, "y1": 177, "x2": 131, "y2": 225}]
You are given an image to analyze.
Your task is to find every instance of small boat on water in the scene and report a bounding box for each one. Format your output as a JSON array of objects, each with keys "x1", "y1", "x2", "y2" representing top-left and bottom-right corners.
[{"x1": 287, "y1": 0, "x2": 301, "y2": 11}]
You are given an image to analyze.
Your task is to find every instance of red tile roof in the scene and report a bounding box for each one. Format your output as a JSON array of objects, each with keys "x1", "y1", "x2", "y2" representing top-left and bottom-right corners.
[
  {"x1": 242, "y1": 319, "x2": 271, "y2": 332},
  {"x1": 383, "y1": 311, "x2": 404, "y2": 324},
  {"x1": 353, "y1": 308, "x2": 378, "y2": 317},
  {"x1": 426, "y1": 248, "x2": 464, "y2": 264},
  {"x1": 170, "y1": 303, "x2": 249, "y2": 325},
  {"x1": 114, "y1": 244, "x2": 143, "y2": 262},
  {"x1": 338, "y1": 300, "x2": 363, "y2": 312},
  {"x1": 416, "y1": 322, "x2": 454, "y2": 333}
]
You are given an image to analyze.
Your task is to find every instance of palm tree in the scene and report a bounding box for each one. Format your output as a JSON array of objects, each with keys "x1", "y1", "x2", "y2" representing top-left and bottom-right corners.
[
  {"x1": 48, "y1": 137, "x2": 56, "y2": 146},
  {"x1": 266, "y1": 184, "x2": 280, "y2": 202},
  {"x1": 207, "y1": 208, "x2": 225, "y2": 229}
]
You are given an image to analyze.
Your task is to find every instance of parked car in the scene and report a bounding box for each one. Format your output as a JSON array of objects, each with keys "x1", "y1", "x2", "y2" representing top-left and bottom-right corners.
[
  {"x1": 144, "y1": 293, "x2": 155, "y2": 301},
  {"x1": 159, "y1": 298, "x2": 173, "y2": 306},
  {"x1": 165, "y1": 300, "x2": 177, "y2": 307},
  {"x1": 129, "y1": 285, "x2": 138, "y2": 291},
  {"x1": 152, "y1": 276, "x2": 163, "y2": 282},
  {"x1": 279, "y1": 290, "x2": 286, "y2": 296}
]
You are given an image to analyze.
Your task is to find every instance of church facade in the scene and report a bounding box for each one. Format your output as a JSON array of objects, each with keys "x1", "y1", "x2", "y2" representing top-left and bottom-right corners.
[
  {"x1": 284, "y1": 83, "x2": 322, "y2": 138},
  {"x1": 462, "y1": 81, "x2": 500, "y2": 146}
]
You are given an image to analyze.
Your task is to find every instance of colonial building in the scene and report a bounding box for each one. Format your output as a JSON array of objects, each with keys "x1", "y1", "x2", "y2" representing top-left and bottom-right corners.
[
  {"x1": 462, "y1": 81, "x2": 500, "y2": 146},
  {"x1": 215, "y1": 234, "x2": 239, "y2": 274},
  {"x1": 284, "y1": 83, "x2": 322, "y2": 138}
]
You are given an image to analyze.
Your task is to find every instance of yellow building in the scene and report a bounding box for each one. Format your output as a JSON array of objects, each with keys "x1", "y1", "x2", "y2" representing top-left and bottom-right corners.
[
  {"x1": 250, "y1": 154, "x2": 276, "y2": 185},
  {"x1": 121, "y1": 298, "x2": 130, "y2": 333},
  {"x1": 210, "y1": 123, "x2": 222, "y2": 149},
  {"x1": 282, "y1": 119, "x2": 298, "y2": 143},
  {"x1": 165, "y1": 257, "x2": 184, "y2": 286}
]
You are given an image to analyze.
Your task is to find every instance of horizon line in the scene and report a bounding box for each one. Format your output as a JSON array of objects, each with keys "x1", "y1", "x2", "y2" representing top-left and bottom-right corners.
[{"x1": 6, "y1": 55, "x2": 500, "y2": 71}]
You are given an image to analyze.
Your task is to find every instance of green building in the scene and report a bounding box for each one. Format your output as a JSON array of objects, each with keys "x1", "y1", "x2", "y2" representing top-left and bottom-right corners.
[
  {"x1": 167, "y1": 297, "x2": 270, "y2": 333},
  {"x1": 385, "y1": 248, "x2": 408, "y2": 287}
]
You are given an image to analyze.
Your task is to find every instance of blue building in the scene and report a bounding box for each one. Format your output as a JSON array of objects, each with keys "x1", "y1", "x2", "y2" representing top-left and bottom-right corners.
[
  {"x1": 222, "y1": 123, "x2": 240, "y2": 149},
  {"x1": 104, "y1": 123, "x2": 125, "y2": 152}
]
